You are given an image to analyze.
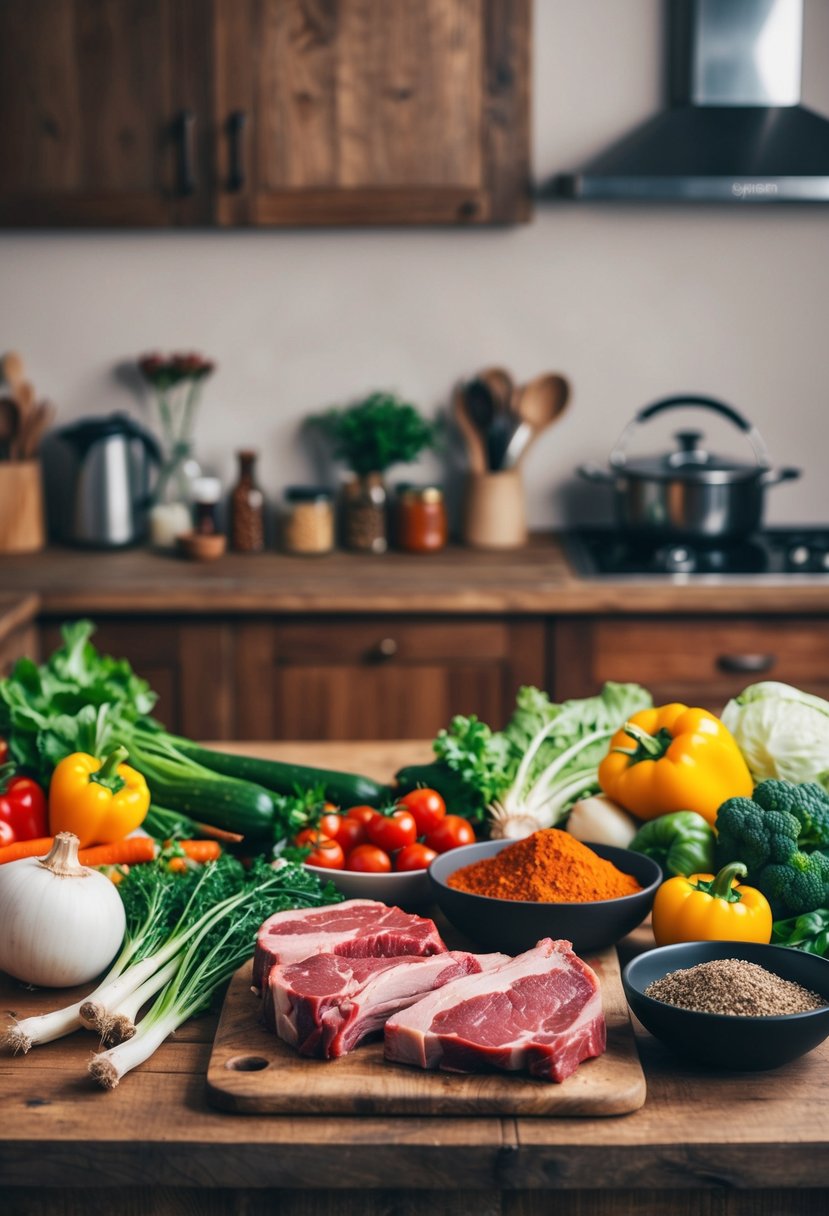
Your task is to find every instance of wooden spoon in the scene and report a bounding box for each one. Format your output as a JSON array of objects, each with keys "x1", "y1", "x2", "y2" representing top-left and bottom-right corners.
[
  {"x1": 1, "y1": 351, "x2": 25, "y2": 393},
  {"x1": 452, "y1": 385, "x2": 487, "y2": 474},
  {"x1": 19, "y1": 400, "x2": 55, "y2": 459},
  {"x1": 504, "y1": 373, "x2": 571, "y2": 467},
  {"x1": 0, "y1": 395, "x2": 21, "y2": 460}
]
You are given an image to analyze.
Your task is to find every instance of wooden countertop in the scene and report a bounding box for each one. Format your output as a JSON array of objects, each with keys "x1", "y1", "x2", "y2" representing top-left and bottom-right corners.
[
  {"x1": 1, "y1": 537, "x2": 828, "y2": 615},
  {"x1": 2, "y1": 740, "x2": 829, "y2": 1216}
]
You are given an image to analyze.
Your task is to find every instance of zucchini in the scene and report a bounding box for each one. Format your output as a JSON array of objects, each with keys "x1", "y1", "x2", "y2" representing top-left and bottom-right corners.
[
  {"x1": 139, "y1": 768, "x2": 276, "y2": 840},
  {"x1": 173, "y1": 740, "x2": 391, "y2": 808}
]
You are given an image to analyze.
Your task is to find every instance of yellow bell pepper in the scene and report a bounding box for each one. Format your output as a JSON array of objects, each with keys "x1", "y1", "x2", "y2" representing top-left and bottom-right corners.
[
  {"x1": 598, "y1": 703, "x2": 752, "y2": 826},
  {"x1": 49, "y1": 746, "x2": 150, "y2": 847},
  {"x1": 651, "y1": 861, "x2": 773, "y2": 946}
]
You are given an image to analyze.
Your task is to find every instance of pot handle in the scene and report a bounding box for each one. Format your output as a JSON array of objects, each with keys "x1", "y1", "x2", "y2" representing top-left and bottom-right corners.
[
  {"x1": 759, "y1": 466, "x2": 801, "y2": 487},
  {"x1": 577, "y1": 463, "x2": 615, "y2": 483},
  {"x1": 610, "y1": 394, "x2": 771, "y2": 469}
]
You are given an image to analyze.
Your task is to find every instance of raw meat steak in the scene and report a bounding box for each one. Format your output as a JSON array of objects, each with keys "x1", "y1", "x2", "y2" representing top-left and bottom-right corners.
[
  {"x1": 269, "y1": 950, "x2": 508, "y2": 1058},
  {"x1": 252, "y1": 899, "x2": 446, "y2": 991},
  {"x1": 384, "y1": 938, "x2": 605, "y2": 1083}
]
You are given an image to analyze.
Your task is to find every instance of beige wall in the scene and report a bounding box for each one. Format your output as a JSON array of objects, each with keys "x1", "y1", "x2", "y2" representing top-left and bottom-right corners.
[{"x1": 1, "y1": 0, "x2": 827, "y2": 528}]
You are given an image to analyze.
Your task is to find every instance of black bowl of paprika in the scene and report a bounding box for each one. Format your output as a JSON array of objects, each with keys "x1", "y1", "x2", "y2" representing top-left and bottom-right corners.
[
  {"x1": 428, "y1": 835, "x2": 661, "y2": 956},
  {"x1": 623, "y1": 940, "x2": 829, "y2": 1070}
]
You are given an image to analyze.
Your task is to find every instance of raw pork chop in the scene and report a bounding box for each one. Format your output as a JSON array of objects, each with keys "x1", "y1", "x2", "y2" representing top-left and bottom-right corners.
[
  {"x1": 252, "y1": 899, "x2": 446, "y2": 990},
  {"x1": 269, "y1": 950, "x2": 508, "y2": 1057},
  {"x1": 384, "y1": 938, "x2": 605, "y2": 1083}
]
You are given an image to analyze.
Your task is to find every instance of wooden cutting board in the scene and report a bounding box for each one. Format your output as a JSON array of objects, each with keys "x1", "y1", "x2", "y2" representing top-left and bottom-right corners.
[{"x1": 205, "y1": 948, "x2": 646, "y2": 1117}]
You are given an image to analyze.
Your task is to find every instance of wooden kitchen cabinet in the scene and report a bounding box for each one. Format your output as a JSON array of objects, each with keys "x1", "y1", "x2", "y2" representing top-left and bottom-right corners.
[
  {"x1": 213, "y1": 0, "x2": 531, "y2": 225},
  {"x1": 232, "y1": 616, "x2": 545, "y2": 740},
  {"x1": 0, "y1": 0, "x2": 530, "y2": 228},
  {"x1": 552, "y1": 616, "x2": 829, "y2": 710},
  {"x1": 0, "y1": 0, "x2": 212, "y2": 226}
]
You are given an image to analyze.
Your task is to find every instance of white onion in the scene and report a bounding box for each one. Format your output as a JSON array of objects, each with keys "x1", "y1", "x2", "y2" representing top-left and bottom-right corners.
[{"x1": 0, "y1": 832, "x2": 126, "y2": 988}]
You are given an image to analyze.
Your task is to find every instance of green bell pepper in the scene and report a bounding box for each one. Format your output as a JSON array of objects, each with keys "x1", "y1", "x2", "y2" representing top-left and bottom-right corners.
[{"x1": 630, "y1": 810, "x2": 715, "y2": 878}]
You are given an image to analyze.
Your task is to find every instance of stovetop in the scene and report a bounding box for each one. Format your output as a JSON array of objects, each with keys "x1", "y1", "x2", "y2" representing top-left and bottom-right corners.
[{"x1": 564, "y1": 527, "x2": 829, "y2": 582}]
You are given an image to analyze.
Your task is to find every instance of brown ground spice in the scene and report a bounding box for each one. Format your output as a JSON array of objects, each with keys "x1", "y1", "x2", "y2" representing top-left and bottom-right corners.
[
  {"x1": 645, "y1": 958, "x2": 826, "y2": 1017},
  {"x1": 446, "y1": 828, "x2": 642, "y2": 903}
]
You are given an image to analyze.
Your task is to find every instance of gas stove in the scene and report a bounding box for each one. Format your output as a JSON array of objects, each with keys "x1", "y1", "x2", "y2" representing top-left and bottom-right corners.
[{"x1": 564, "y1": 527, "x2": 829, "y2": 582}]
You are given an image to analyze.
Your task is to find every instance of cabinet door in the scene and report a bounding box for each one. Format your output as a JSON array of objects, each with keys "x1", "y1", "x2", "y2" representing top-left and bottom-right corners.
[
  {"x1": 234, "y1": 617, "x2": 544, "y2": 740},
  {"x1": 39, "y1": 618, "x2": 234, "y2": 739},
  {"x1": 553, "y1": 617, "x2": 829, "y2": 711},
  {"x1": 0, "y1": 0, "x2": 211, "y2": 226},
  {"x1": 213, "y1": 0, "x2": 530, "y2": 225}
]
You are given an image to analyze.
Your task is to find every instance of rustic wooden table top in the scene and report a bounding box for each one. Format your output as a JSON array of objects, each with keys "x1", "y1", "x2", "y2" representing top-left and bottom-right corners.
[
  {"x1": 1, "y1": 537, "x2": 828, "y2": 615},
  {"x1": 2, "y1": 741, "x2": 829, "y2": 1216}
]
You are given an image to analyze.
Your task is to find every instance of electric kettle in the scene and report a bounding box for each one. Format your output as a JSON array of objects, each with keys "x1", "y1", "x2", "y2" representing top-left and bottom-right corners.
[{"x1": 42, "y1": 413, "x2": 161, "y2": 547}]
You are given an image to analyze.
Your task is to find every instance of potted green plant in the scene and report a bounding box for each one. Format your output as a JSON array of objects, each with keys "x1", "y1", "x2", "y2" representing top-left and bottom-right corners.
[{"x1": 312, "y1": 391, "x2": 436, "y2": 553}]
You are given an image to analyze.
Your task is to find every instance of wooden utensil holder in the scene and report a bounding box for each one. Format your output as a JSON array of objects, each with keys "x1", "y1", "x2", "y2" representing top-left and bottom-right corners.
[
  {"x1": 0, "y1": 460, "x2": 46, "y2": 552},
  {"x1": 461, "y1": 469, "x2": 527, "y2": 549}
]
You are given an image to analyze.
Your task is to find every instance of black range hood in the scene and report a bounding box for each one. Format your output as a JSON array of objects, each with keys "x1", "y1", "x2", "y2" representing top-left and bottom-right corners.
[{"x1": 556, "y1": 0, "x2": 829, "y2": 202}]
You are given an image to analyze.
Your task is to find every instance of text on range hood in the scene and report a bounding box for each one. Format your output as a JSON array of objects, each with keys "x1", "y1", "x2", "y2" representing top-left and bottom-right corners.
[{"x1": 557, "y1": 0, "x2": 829, "y2": 202}]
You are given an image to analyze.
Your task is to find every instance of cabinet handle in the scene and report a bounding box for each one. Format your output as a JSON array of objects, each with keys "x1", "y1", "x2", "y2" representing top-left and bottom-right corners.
[
  {"x1": 716, "y1": 653, "x2": 776, "y2": 674},
  {"x1": 227, "y1": 110, "x2": 248, "y2": 192},
  {"x1": 176, "y1": 110, "x2": 196, "y2": 197},
  {"x1": 373, "y1": 637, "x2": 399, "y2": 661}
]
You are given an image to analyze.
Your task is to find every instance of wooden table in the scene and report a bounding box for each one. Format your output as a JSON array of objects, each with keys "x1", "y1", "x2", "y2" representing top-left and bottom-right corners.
[{"x1": 2, "y1": 742, "x2": 829, "y2": 1216}]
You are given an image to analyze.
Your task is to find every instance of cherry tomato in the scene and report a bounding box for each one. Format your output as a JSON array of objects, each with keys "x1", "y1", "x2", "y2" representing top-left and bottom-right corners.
[
  {"x1": 0, "y1": 738, "x2": 8, "y2": 765},
  {"x1": 317, "y1": 811, "x2": 343, "y2": 841},
  {"x1": 334, "y1": 816, "x2": 368, "y2": 853},
  {"x1": 295, "y1": 828, "x2": 345, "y2": 870},
  {"x1": 395, "y1": 843, "x2": 438, "y2": 872},
  {"x1": 368, "y1": 809, "x2": 417, "y2": 853},
  {"x1": 0, "y1": 819, "x2": 15, "y2": 848},
  {"x1": 346, "y1": 844, "x2": 392, "y2": 873},
  {"x1": 425, "y1": 815, "x2": 476, "y2": 854},
  {"x1": 397, "y1": 788, "x2": 446, "y2": 836},
  {"x1": 346, "y1": 805, "x2": 379, "y2": 829}
]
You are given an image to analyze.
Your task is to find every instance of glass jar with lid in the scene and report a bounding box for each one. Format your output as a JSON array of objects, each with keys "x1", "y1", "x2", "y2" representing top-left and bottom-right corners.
[
  {"x1": 281, "y1": 486, "x2": 335, "y2": 555},
  {"x1": 395, "y1": 484, "x2": 448, "y2": 553}
]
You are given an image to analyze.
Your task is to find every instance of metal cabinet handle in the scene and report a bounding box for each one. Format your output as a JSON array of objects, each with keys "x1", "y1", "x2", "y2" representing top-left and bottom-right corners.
[
  {"x1": 716, "y1": 653, "x2": 776, "y2": 674},
  {"x1": 227, "y1": 110, "x2": 248, "y2": 192},
  {"x1": 374, "y1": 638, "x2": 399, "y2": 660},
  {"x1": 176, "y1": 110, "x2": 196, "y2": 197}
]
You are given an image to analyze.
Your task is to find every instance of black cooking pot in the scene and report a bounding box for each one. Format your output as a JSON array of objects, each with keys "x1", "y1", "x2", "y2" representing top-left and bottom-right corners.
[{"x1": 578, "y1": 395, "x2": 800, "y2": 540}]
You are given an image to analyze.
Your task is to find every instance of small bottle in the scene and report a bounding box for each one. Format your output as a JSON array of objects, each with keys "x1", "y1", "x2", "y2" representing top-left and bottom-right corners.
[
  {"x1": 282, "y1": 487, "x2": 335, "y2": 555},
  {"x1": 396, "y1": 485, "x2": 448, "y2": 553},
  {"x1": 229, "y1": 450, "x2": 265, "y2": 552},
  {"x1": 192, "y1": 477, "x2": 222, "y2": 536}
]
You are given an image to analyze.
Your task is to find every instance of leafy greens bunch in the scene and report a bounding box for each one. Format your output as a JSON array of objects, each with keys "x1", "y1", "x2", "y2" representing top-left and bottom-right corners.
[
  {"x1": 434, "y1": 682, "x2": 652, "y2": 838},
  {"x1": 312, "y1": 391, "x2": 437, "y2": 476}
]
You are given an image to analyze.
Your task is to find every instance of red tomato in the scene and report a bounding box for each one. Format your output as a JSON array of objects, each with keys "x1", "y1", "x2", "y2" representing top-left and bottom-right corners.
[
  {"x1": 395, "y1": 843, "x2": 438, "y2": 872},
  {"x1": 346, "y1": 805, "x2": 379, "y2": 829},
  {"x1": 397, "y1": 788, "x2": 446, "y2": 836},
  {"x1": 317, "y1": 811, "x2": 343, "y2": 841},
  {"x1": 294, "y1": 828, "x2": 345, "y2": 870},
  {"x1": 425, "y1": 815, "x2": 476, "y2": 854},
  {"x1": 368, "y1": 809, "x2": 417, "y2": 853},
  {"x1": 346, "y1": 844, "x2": 392, "y2": 873},
  {"x1": 334, "y1": 816, "x2": 368, "y2": 853},
  {"x1": 0, "y1": 819, "x2": 15, "y2": 848},
  {"x1": 0, "y1": 738, "x2": 8, "y2": 765}
]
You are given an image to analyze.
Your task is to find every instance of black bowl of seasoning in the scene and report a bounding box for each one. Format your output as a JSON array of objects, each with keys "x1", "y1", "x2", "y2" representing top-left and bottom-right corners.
[
  {"x1": 428, "y1": 838, "x2": 661, "y2": 956},
  {"x1": 623, "y1": 941, "x2": 829, "y2": 1070}
]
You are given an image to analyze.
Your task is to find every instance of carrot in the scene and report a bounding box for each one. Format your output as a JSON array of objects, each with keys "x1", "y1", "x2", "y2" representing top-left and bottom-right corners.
[
  {"x1": 0, "y1": 836, "x2": 55, "y2": 864},
  {"x1": 178, "y1": 840, "x2": 222, "y2": 863},
  {"x1": 191, "y1": 821, "x2": 244, "y2": 844},
  {"x1": 78, "y1": 838, "x2": 157, "y2": 867}
]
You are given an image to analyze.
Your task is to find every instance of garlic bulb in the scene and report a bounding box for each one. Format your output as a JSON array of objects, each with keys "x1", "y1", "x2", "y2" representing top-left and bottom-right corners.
[{"x1": 0, "y1": 832, "x2": 126, "y2": 988}]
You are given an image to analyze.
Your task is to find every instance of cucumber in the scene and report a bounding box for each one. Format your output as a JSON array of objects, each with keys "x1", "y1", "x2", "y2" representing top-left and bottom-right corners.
[
  {"x1": 173, "y1": 740, "x2": 391, "y2": 808},
  {"x1": 143, "y1": 769, "x2": 276, "y2": 840}
]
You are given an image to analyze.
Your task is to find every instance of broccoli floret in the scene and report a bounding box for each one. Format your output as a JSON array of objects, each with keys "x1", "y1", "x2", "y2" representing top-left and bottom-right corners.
[{"x1": 716, "y1": 780, "x2": 829, "y2": 917}]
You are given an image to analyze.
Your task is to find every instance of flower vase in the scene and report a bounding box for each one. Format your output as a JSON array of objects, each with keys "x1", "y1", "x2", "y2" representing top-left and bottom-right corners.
[{"x1": 149, "y1": 440, "x2": 202, "y2": 549}]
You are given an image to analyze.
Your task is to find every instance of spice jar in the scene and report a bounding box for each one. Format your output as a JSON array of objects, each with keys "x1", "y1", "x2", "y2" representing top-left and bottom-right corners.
[
  {"x1": 395, "y1": 485, "x2": 447, "y2": 553},
  {"x1": 192, "y1": 477, "x2": 222, "y2": 536},
  {"x1": 229, "y1": 450, "x2": 265, "y2": 552},
  {"x1": 342, "y1": 473, "x2": 388, "y2": 554},
  {"x1": 282, "y1": 487, "x2": 335, "y2": 555}
]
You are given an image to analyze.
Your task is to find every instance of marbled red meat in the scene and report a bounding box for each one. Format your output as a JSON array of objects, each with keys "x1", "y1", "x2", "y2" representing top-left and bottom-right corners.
[
  {"x1": 252, "y1": 899, "x2": 446, "y2": 991},
  {"x1": 384, "y1": 938, "x2": 605, "y2": 1083},
  {"x1": 269, "y1": 949, "x2": 508, "y2": 1058}
]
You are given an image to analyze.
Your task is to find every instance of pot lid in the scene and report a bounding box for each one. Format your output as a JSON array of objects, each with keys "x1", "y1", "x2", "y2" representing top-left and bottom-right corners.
[{"x1": 622, "y1": 430, "x2": 763, "y2": 483}]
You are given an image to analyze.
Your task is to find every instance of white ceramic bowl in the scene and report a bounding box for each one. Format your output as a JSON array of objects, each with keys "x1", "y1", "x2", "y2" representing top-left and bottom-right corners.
[{"x1": 304, "y1": 862, "x2": 431, "y2": 910}]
